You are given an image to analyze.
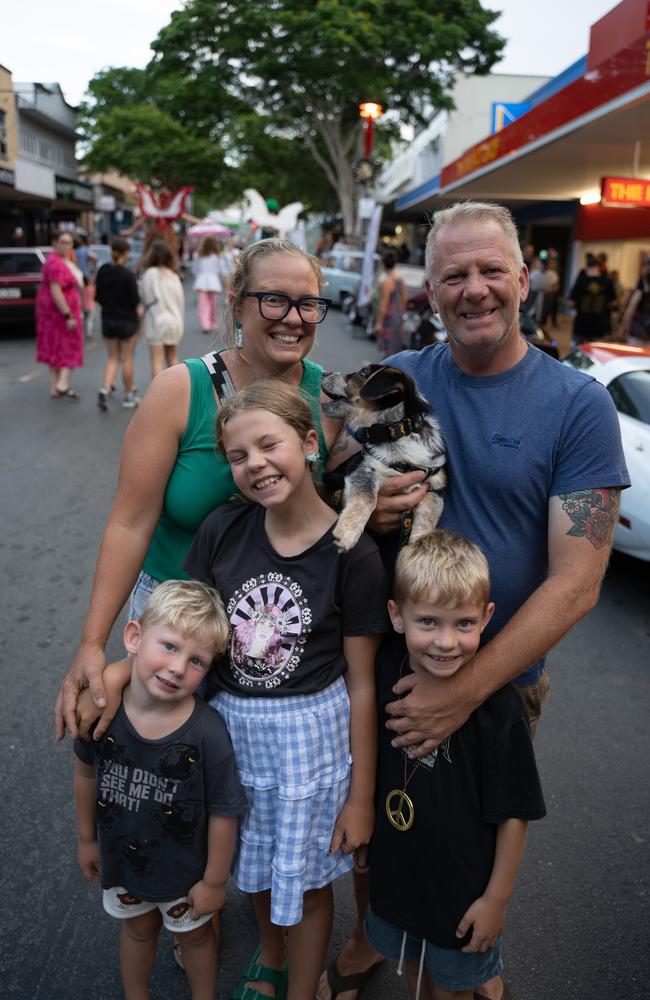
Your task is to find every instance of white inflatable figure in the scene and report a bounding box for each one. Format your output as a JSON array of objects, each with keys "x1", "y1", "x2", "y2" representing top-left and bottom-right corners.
[{"x1": 243, "y1": 189, "x2": 304, "y2": 237}]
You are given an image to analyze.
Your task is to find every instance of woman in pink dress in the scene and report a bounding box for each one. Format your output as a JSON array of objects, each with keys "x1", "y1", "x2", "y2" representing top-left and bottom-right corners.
[{"x1": 36, "y1": 231, "x2": 84, "y2": 398}]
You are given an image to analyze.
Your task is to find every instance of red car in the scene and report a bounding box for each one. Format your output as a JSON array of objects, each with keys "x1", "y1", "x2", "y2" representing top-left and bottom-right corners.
[{"x1": 0, "y1": 247, "x2": 51, "y2": 332}]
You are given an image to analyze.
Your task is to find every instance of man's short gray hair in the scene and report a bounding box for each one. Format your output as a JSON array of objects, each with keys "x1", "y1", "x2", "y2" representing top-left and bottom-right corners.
[{"x1": 425, "y1": 202, "x2": 524, "y2": 278}]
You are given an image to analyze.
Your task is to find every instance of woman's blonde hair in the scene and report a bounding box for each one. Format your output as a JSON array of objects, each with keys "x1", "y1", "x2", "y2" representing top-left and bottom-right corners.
[
  {"x1": 394, "y1": 530, "x2": 491, "y2": 608},
  {"x1": 221, "y1": 238, "x2": 326, "y2": 349},
  {"x1": 216, "y1": 379, "x2": 316, "y2": 457},
  {"x1": 138, "y1": 580, "x2": 229, "y2": 654}
]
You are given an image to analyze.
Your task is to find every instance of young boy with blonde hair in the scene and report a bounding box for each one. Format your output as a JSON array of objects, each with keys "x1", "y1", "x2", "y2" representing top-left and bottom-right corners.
[
  {"x1": 73, "y1": 580, "x2": 246, "y2": 1000},
  {"x1": 367, "y1": 531, "x2": 546, "y2": 1000}
]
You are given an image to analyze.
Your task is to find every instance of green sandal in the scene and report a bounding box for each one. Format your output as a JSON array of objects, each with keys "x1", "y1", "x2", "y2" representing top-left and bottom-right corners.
[{"x1": 231, "y1": 945, "x2": 288, "y2": 1000}]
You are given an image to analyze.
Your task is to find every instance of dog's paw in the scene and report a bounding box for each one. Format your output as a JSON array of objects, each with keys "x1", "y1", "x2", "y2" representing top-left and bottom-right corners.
[{"x1": 333, "y1": 519, "x2": 362, "y2": 551}]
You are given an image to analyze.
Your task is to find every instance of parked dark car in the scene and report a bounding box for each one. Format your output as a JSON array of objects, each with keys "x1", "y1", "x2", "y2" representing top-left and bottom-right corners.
[{"x1": 0, "y1": 247, "x2": 51, "y2": 332}]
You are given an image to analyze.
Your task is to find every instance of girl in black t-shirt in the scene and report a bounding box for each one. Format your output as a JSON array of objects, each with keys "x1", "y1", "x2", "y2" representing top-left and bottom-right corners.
[{"x1": 184, "y1": 380, "x2": 389, "y2": 1000}]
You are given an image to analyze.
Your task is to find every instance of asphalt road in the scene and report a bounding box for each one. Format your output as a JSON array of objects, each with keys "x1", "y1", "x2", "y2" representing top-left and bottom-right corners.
[{"x1": 0, "y1": 290, "x2": 648, "y2": 999}]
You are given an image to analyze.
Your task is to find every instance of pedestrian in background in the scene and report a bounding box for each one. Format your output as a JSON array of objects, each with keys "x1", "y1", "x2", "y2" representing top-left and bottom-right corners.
[
  {"x1": 191, "y1": 236, "x2": 228, "y2": 334},
  {"x1": 139, "y1": 239, "x2": 185, "y2": 378},
  {"x1": 95, "y1": 237, "x2": 142, "y2": 411},
  {"x1": 74, "y1": 234, "x2": 98, "y2": 339},
  {"x1": 569, "y1": 253, "x2": 615, "y2": 344},
  {"x1": 373, "y1": 251, "x2": 408, "y2": 358},
  {"x1": 620, "y1": 257, "x2": 650, "y2": 345},
  {"x1": 35, "y1": 230, "x2": 84, "y2": 399}
]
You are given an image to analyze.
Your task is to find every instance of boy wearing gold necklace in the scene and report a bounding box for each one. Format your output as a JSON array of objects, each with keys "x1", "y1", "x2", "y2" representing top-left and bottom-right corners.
[{"x1": 366, "y1": 531, "x2": 546, "y2": 1000}]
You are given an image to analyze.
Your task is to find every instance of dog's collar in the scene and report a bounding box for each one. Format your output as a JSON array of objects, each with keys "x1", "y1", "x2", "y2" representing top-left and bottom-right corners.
[{"x1": 345, "y1": 411, "x2": 428, "y2": 446}]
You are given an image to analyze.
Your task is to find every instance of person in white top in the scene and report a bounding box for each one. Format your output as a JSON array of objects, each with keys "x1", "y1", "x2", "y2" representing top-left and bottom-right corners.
[
  {"x1": 192, "y1": 237, "x2": 232, "y2": 334},
  {"x1": 139, "y1": 240, "x2": 185, "y2": 377}
]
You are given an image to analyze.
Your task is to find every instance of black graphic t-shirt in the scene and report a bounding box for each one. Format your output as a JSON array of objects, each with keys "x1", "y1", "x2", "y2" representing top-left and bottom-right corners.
[
  {"x1": 74, "y1": 698, "x2": 246, "y2": 901},
  {"x1": 183, "y1": 502, "x2": 389, "y2": 696},
  {"x1": 369, "y1": 633, "x2": 546, "y2": 949}
]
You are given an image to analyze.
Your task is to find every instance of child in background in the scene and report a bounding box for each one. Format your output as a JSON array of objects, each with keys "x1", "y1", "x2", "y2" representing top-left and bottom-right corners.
[
  {"x1": 183, "y1": 380, "x2": 389, "y2": 1000},
  {"x1": 367, "y1": 531, "x2": 546, "y2": 1000},
  {"x1": 73, "y1": 580, "x2": 246, "y2": 1000}
]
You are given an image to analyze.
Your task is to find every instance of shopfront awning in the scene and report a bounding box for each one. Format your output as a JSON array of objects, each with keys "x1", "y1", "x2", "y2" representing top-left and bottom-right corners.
[{"x1": 393, "y1": 7, "x2": 650, "y2": 217}]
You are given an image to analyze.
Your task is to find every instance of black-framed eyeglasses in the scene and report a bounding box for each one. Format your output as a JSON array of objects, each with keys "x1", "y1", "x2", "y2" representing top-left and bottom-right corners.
[{"x1": 243, "y1": 291, "x2": 331, "y2": 324}]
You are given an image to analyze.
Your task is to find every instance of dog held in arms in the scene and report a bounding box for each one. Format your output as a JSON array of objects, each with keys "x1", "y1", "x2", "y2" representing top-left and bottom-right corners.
[{"x1": 322, "y1": 365, "x2": 446, "y2": 551}]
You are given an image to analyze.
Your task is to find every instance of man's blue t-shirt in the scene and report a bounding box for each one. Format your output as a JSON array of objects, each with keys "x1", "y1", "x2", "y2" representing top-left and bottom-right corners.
[{"x1": 389, "y1": 343, "x2": 630, "y2": 685}]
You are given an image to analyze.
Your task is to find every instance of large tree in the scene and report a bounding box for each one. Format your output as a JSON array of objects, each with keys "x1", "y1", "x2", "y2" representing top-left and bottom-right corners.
[
  {"x1": 81, "y1": 1, "x2": 504, "y2": 232},
  {"x1": 148, "y1": 0, "x2": 504, "y2": 233}
]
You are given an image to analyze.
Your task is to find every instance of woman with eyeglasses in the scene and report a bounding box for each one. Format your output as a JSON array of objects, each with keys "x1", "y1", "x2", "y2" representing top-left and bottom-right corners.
[
  {"x1": 36, "y1": 230, "x2": 84, "y2": 398},
  {"x1": 56, "y1": 238, "x2": 343, "y2": 730}
]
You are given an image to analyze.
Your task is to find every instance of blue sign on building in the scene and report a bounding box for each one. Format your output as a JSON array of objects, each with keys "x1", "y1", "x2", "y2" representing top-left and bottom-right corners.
[{"x1": 491, "y1": 102, "x2": 532, "y2": 134}]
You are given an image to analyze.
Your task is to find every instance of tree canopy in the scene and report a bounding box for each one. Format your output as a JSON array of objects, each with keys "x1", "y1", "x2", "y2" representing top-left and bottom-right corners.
[{"x1": 81, "y1": 0, "x2": 505, "y2": 232}]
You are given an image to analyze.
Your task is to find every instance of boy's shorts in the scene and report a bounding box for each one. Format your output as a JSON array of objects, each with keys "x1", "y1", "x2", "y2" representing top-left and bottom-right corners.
[
  {"x1": 103, "y1": 887, "x2": 213, "y2": 932},
  {"x1": 365, "y1": 906, "x2": 503, "y2": 993}
]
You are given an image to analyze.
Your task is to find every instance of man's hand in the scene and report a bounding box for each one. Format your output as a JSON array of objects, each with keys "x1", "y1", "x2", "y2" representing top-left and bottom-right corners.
[
  {"x1": 368, "y1": 470, "x2": 428, "y2": 535},
  {"x1": 385, "y1": 667, "x2": 478, "y2": 756},
  {"x1": 55, "y1": 644, "x2": 108, "y2": 741},
  {"x1": 330, "y1": 800, "x2": 375, "y2": 857},
  {"x1": 187, "y1": 878, "x2": 226, "y2": 920},
  {"x1": 456, "y1": 894, "x2": 507, "y2": 953},
  {"x1": 77, "y1": 839, "x2": 101, "y2": 883}
]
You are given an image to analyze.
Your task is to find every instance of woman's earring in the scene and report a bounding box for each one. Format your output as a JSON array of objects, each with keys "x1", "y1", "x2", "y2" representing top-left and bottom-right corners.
[
  {"x1": 305, "y1": 452, "x2": 319, "y2": 467},
  {"x1": 235, "y1": 322, "x2": 244, "y2": 348}
]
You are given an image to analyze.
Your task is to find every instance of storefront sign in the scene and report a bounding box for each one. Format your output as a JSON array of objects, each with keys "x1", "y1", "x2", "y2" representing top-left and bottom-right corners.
[
  {"x1": 0, "y1": 168, "x2": 15, "y2": 187},
  {"x1": 601, "y1": 176, "x2": 650, "y2": 207},
  {"x1": 55, "y1": 177, "x2": 94, "y2": 204}
]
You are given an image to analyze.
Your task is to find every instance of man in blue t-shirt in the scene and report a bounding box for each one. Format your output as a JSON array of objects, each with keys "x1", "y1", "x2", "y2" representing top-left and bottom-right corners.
[{"x1": 319, "y1": 201, "x2": 629, "y2": 1000}]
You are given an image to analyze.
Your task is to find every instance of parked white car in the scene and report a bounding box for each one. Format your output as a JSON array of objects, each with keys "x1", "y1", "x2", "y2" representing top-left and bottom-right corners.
[{"x1": 562, "y1": 342, "x2": 650, "y2": 560}]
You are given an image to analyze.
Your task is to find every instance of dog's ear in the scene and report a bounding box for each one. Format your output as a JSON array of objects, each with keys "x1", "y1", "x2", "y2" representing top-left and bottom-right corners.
[{"x1": 360, "y1": 366, "x2": 409, "y2": 404}]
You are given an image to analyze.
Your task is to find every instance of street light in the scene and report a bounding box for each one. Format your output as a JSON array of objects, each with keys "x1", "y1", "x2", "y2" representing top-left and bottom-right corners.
[{"x1": 359, "y1": 101, "x2": 383, "y2": 158}]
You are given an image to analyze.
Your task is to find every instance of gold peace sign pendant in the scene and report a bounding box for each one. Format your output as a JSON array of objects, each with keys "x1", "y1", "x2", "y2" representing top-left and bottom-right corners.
[{"x1": 385, "y1": 789, "x2": 415, "y2": 831}]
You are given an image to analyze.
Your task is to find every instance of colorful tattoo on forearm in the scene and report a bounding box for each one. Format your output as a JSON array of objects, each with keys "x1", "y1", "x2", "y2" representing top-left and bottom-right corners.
[{"x1": 559, "y1": 488, "x2": 620, "y2": 549}]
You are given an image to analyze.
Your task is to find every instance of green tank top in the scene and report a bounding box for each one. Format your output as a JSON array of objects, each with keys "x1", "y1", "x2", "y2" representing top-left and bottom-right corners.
[{"x1": 143, "y1": 355, "x2": 327, "y2": 582}]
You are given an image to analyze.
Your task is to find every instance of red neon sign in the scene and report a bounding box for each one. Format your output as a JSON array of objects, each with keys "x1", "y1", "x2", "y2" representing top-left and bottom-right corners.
[{"x1": 601, "y1": 176, "x2": 650, "y2": 207}]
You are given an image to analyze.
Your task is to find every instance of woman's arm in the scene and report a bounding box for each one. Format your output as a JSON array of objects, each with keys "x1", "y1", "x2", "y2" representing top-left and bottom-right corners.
[
  {"x1": 49, "y1": 280, "x2": 76, "y2": 328},
  {"x1": 55, "y1": 365, "x2": 191, "y2": 739},
  {"x1": 330, "y1": 634, "x2": 380, "y2": 863}
]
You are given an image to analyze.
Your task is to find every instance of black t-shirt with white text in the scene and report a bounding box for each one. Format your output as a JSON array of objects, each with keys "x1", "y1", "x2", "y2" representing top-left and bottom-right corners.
[{"x1": 74, "y1": 698, "x2": 246, "y2": 901}]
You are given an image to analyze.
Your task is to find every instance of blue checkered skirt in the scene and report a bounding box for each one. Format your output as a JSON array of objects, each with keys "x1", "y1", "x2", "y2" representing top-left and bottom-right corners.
[{"x1": 211, "y1": 677, "x2": 354, "y2": 926}]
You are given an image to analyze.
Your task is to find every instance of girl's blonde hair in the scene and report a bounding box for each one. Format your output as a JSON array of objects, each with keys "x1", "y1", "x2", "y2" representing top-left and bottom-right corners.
[
  {"x1": 394, "y1": 530, "x2": 490, "y2": 608},
  {"x1": 138, "y1": 580, "x2": 229, "y2": 655},
  {"x1": 216, "y1": 379, "x2": 316, "y2": 456},
  {"x1": 221, "y1": 238, "x2": 326, "y2": 349}
]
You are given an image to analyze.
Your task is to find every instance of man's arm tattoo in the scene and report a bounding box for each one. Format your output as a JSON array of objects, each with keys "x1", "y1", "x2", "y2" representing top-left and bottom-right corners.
[{"x1": 558, "y1": 488, "x2": 620, "y2": 549}]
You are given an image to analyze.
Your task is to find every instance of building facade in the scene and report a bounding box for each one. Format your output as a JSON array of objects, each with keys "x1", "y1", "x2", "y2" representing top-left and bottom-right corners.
[
  {"x1": 0, "y1": 71, "x2": 93, "y2": 244},
  {"x1": 378, "y1": 0, "x2": 650, "y2": 296}
]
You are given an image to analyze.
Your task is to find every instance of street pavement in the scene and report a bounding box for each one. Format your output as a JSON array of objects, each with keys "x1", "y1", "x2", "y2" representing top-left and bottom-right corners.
[{"x1": 0, "y1": 288, "x2": 648, "y2": 999}]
